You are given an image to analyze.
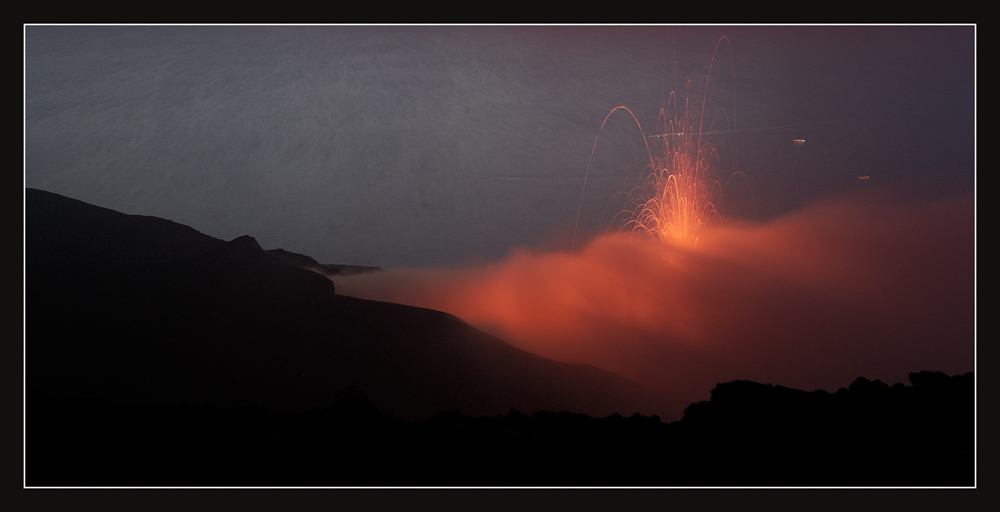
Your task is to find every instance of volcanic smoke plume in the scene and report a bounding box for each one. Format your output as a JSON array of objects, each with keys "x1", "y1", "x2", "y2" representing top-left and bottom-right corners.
[{"x1": 337, "y1": 191, "x2": 974, "y2": 418}]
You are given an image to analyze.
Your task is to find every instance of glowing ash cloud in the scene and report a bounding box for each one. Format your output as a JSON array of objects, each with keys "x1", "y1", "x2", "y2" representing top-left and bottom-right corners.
[{"x1": 336, "y1": 192, "x2": 974, "y2": 419}]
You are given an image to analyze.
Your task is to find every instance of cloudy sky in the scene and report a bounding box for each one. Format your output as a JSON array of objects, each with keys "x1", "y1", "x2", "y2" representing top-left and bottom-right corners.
[{"x1": 25, "y1": 24, "x2": 974, "y2": 268}]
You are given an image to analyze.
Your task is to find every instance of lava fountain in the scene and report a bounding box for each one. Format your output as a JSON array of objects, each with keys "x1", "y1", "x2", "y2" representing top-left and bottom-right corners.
[
  {"x1": 622, "y1": 94, "x2": 724, "y2": 247},
  {"x1": 574, "y1": 36, "x2": 745, "y2": 250}
]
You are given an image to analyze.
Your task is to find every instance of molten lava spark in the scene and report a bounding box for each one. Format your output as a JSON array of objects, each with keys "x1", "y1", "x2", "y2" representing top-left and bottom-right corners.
[
  {"x1": 619, "y1": 98, "x2": 725, "y2": 248},
  {"x1": 576, "y1": 37, "x2": 742, "y2": 251}
]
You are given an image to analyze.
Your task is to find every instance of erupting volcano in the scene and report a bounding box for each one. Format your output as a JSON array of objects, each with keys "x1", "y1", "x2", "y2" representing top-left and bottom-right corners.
[{"x1": 336, "y1": 32, "x2": 973, "y2": 421}]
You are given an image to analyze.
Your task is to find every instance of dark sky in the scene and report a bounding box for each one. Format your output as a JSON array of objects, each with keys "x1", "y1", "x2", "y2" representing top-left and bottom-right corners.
[{"x1": 25, "y1": 24, "x2": 975, "y2": 269}]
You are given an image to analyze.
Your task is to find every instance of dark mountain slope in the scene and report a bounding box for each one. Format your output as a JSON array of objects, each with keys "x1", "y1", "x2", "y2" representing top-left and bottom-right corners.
[
  {"x1": 25, "y1": 188, "x2": 669, "y2": 421},
  {"x1": 265, "y1": 247, "x2": 381, "y2": 277}
]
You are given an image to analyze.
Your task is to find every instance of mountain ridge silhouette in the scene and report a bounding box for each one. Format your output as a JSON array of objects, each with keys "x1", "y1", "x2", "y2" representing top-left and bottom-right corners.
[{"x1": 25, "y1": 187, "x2": 671, "y2": 420}]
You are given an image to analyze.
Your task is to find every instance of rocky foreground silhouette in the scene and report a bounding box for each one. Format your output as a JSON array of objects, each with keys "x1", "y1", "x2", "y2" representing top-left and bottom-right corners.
[
  {"x1": 24, "y1": 188, "x2": 974, "y2": 486},
  {"x1": 27, "y1": 371, "x2": 972, "y2": 487}
]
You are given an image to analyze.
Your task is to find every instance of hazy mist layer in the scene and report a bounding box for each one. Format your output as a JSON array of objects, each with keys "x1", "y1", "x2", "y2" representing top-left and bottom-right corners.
[{"x1": 338, "y1": 191, "x2": 975, "y2": 411}]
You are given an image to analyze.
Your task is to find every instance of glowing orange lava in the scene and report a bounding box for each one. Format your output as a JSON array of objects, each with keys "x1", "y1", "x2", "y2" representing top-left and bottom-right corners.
[
  {"x1": 619, "y1": 95, "x2": 724, "y2": 248},
  {"x1": 574, "y1": 37, "x2": 740, "y2": 250}
]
